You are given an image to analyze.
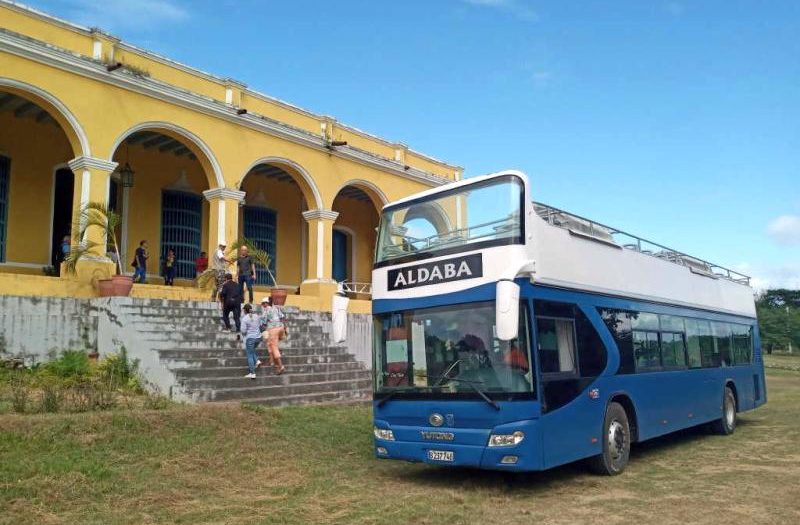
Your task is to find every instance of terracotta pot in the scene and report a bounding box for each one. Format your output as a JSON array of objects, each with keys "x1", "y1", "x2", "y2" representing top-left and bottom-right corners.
[
  {"x1": 111, "y1": 275, "x2": 134, "y2": 296},
  {"x1": 270, "y1": 287, "x2": 288, "y2": 306},
  {"x1": 87, "y1": 351, "x2": 99, "y2": 364},
  {"x1": 97, "y1": 279, "x2": 114, "y2": 297}
]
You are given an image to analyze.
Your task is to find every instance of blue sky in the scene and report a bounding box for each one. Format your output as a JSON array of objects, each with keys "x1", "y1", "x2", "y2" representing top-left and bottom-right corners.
[{"x1": 25, "y1": 0, "x2": 800, "y2": 289}]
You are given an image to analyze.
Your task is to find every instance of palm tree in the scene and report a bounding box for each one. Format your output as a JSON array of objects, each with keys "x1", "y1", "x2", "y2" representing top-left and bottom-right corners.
[{"x1": 63, "y1": 201, "x2": 124, "y2": 276}]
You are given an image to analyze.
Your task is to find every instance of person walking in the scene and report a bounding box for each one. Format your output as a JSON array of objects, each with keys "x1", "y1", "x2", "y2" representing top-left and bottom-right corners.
[
  {"x1": 219, "y1": 273, "x2": 242, "y2": 333},
  {"x1": 236, "y1": 245, "x2": 256, "y2": 305},
  {"x1": 240, "y1": 304, "x2": 261, "y2": 379},
  {"x1": 163, "y1": 248, "x2": 176, "y2": 286},
  {"x1": 260, "y1": 296, "x2": 286, "y2": 374},
  {"x1": 210, "y1": 242, "x2": 229, "y2": 300},
  {"x1": 133, "y1": 240, "x2": 148, "y2": 283}
]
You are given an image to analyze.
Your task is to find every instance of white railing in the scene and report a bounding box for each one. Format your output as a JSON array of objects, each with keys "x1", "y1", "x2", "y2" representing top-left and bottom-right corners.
[
  {"x1": 534, "y1": 202, "x2": 751, "y2": 286},
  {"x1": 340, "y1": 281, "x2": 372, "y2": 296}
]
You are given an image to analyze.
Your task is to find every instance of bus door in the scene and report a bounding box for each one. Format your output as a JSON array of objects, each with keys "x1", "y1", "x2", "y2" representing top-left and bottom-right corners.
[{"x1": 533, "y1": 300, "x2": 609, "y2": 468}]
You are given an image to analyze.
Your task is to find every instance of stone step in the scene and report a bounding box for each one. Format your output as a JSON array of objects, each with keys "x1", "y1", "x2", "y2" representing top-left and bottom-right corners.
[
  {"x1": 205, "y1": 378, "x2": 373, "y2": 402},
  {"x1": 133, "y1": 326, "x2": 325, "y2": 336},
  {"x1": 174, "y1": 361, "x2": 366, "y2": 378},
  {"x1": 233, "y1": 390, "x2": 372, "y2": 408},
  {"x1": 144, "y1": 336, "x2": 333, "y2": 349},
  {"x1": 164, "y1": 353, "x2": 359, "y2": 369},
  {"x1": 180, "y1": 369, "x2": 370, "y2": 390},
  {"x1": 159, "y1": 346, "x2": 350, "y2": 360}
]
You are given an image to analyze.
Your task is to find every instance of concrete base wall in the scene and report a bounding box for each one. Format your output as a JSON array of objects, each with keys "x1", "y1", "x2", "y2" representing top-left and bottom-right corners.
[{"x1": 0, "y1": 295, "x2": 374, "y2": 397}]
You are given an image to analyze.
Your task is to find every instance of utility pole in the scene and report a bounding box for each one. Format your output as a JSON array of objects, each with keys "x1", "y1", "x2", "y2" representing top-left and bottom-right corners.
[{"x1": 787, "y1": 306, "x2": 793, "y2": 354}]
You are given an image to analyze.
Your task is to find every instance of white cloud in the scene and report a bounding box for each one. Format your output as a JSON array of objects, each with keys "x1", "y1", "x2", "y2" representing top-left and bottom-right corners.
[
  {"x1": 461, "y1": 0, "x2": 537, "y2": 21},
  {"x1": 57, "y1": 0, "x2": 189, "y2": 33},
  {"x1": 735, "y1": 262, "x2": 800, "y2": 291},
  {"x1": 767, "y1": 215, "x2": 800, "y2": 246}
]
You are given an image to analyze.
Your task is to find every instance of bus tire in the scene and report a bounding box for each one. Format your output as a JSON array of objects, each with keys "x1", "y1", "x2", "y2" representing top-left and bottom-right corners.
[
  {"x1": 711, "y1": 386, "x2": 737, "y2": 435},
  {"x1": 589, "y1": 401, "x2": 630, "y2": 476}
]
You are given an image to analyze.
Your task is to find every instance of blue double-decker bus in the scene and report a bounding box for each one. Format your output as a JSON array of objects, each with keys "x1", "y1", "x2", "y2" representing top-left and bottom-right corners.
[{"x1": 368, "y1": 171, "x2": 765, "y2": 475}]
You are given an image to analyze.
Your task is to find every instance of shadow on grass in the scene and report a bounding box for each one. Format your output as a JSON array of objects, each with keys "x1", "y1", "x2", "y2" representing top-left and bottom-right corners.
[{"x1": 386, "y1": 417, "x2": 761, "y2": 492}]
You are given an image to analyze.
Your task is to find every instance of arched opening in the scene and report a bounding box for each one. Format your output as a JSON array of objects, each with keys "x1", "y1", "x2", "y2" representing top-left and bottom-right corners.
[
  {"x1": 330, "y1": 183, "x2": 384, "y2": 294},
  {"x1": 109, "y1": 129, "x2": 216, "y2": 284},
  {"x1": 239, "y1": 161, "x2": 317, "y2": 289},
  {"x1": 0, "y1": 88, "x2": 83, "y2": 273}
]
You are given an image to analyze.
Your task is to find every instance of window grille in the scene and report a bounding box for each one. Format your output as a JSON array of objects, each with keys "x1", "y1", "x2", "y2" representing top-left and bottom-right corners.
[
  {"x1": 243, "y1": 205, "x2": 277, "y2": 285},
  {"x1": 160, "y1": 190, "x2": 202, "y2": 279}
]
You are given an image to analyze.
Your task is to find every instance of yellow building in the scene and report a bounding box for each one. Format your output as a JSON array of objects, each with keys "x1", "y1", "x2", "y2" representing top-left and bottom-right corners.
[{"x1": 0, "y1": 1, "x2": 462, "y2": 312}]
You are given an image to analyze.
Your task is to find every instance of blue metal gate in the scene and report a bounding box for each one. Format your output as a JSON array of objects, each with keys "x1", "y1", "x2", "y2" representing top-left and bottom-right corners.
[
  {"x1": 243, "y1": 206, "x2": 277, "y2": 285},
  {"x1": 332, "y1": 229, "x2": 348, "y2": 282},
  {"x1": 160, "y1": 190, "x2": 202, "y2": 279},
  {"x1": 0, "y1": 156, "x2": 9, "y2": 263}
]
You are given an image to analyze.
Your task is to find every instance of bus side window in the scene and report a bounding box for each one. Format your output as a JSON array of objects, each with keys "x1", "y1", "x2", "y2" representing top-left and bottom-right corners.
[
  {"x1": 684, "y1": 318, "x2": 704, "y2": 368},
  {"x1": 712, "y1": 322, "x2": 733, "y2": 367},
  {"x1": 536, "y1": 317, "x2": 577, "y2": 375},
  {"x1": 599, "y1": 308, "x2": 635, "y2": 374}
]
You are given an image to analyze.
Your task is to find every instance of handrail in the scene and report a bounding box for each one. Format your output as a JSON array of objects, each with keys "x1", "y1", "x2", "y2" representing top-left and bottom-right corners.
[
  {"x1": 533, "y1": 201, "x2": 751, "y2": 286},
  {"x1": 340, "y1": 281, "x2": 372, "y2": 295}
]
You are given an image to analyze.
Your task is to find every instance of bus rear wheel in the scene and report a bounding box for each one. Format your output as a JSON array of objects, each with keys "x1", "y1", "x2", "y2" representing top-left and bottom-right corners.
[
  {"x1": 711, "y1": 386, "x2": 737, "y2": 435},
  {"x1": 589, "y1": 401, "x2": 630, "y2": 476}
]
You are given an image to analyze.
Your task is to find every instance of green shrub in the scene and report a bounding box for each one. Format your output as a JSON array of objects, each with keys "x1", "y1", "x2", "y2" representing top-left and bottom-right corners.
[
  {"x1": 39, "y1": 379, "x2": 62, "y2": 413},
  {"x1": 97, "y1": 347, "x2": 141, "y2": 391},
  {"x1": 45, "y1": 350, "x2": 91, "y2": 379},
  {"x1": 11, "y1": 374, "x2": 29, "y2": 414}
]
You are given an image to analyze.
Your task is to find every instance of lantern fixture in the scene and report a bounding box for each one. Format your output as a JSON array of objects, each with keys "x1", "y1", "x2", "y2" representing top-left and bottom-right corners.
[{"x1": 119, "y1": 141, "x2": 135, "y2": 188}]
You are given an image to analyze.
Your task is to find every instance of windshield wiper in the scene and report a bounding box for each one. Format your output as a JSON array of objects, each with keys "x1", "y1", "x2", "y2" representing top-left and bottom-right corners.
[
  {"x1": 460, "y1": 379, "x2": 500, "y2": 411},
  {"x1": 376, "y1": 389, "x2": 399, "y2": 408}
]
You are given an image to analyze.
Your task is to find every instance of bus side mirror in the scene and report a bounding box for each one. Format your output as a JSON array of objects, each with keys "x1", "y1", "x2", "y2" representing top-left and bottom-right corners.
[
  {"x1": 332, "y1": 293, "x2": 349, "y2": 343},
  {"x1": 496, "y1": 280, "x2": 520, "y2": 341}
]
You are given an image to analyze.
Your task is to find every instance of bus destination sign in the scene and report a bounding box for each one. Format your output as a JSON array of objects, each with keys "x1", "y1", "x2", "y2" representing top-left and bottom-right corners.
[{"x1": 387, "y1": 254, "x2": 483, "y2": 291}]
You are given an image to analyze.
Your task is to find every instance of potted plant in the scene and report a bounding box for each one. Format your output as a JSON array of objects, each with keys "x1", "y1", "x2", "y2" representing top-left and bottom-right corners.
[{"x1": 64, "y1": 201, "x2": 133, "y2": 297}]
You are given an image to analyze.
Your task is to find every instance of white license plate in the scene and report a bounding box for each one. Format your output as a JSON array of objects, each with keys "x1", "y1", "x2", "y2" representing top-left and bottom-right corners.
[{"x1": 427, "y1": 450, "x2": 454, "y2": 462}]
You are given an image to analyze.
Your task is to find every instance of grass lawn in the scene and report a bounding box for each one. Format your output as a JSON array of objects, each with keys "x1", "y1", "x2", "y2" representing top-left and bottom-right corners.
[{"x1": 1, "y1": 369, "x2": 799, "y2": 525}]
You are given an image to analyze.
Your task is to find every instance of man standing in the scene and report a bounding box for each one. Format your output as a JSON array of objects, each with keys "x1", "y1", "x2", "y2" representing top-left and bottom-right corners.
[
  {"x1": 133, "y1": 240, "x2": 148, "y2": 283},
  {"x1": 236, "y1": 245, "x2": 256, "y2": 305},
  {"x1": 210, "y1": 242, "x2": 229, "y2": 300},
  {"x1": 219, "y1": 272, "x2": 242, "y2": 333}
]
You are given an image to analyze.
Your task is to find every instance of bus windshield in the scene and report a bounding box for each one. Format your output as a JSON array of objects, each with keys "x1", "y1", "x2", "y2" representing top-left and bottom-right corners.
[
  {"x1": 374, "y1": 302, "x2": 534, "y2": 397},
  {"x1": 375, "y1": 175, "x2": 524, "y2": 264}
]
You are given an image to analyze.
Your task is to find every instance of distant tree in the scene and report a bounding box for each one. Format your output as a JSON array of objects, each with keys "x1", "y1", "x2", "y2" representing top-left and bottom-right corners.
[{"x1": 757, "y1": 289, "x2": 800, "y2": 353}]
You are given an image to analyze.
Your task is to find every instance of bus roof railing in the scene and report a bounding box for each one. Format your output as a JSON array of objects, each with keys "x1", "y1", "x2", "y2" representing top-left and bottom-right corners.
[{"x1": 533, "y1": 202, "x2": 751, "y2": 286}]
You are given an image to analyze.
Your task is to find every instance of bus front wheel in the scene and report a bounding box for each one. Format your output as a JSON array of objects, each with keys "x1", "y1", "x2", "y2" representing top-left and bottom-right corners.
[
  {"x1": 711, "y1": 386, "x2": 737, "y2": 435},
  {"x1": 589, "y1": 402, "x2": 630, "y2": 476}
]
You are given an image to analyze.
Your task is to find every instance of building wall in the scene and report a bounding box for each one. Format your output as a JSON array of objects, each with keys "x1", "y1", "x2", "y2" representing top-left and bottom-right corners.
[
  {"x1": 332, "y1": 194, "x2": 379, "y2": 284},
  {"x1": 239, "y1": 174, "x2": 307, "y2": 287},
  {"x1": 113, "y1": 141, "x2": 210, "y2": 274},
  {"x1": 0, "y1": 1, "x2": 462, "y2": 180},
  {"x1": 0, "y1": 110, "x2": 73, "y2": 267}
]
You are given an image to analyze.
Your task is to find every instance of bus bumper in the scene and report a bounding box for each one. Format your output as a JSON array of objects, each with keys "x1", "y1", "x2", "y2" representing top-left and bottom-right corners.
[{"x1": 373, "y1": 419, "x2": 542, "y2": 471}]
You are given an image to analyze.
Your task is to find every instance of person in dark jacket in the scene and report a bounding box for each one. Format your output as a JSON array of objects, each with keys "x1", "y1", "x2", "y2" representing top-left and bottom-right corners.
[{"x1": 218, "y1": 273, "x2": 242, "y2": 332}]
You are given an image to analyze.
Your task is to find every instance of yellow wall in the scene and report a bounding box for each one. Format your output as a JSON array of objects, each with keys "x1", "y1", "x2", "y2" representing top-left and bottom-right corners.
[
  {"x1": 113, "y1": 141, "x2": 210, "y2": 276},
  {"x1": 239, "y1": 174, "x2": 306, "y2": 287},
  {"x1": 332, "y1": 194, "x2": 379, "y2": 283},
  {"x1": 0, "y1": 110, "x2": 73, "y2": 265},
  {"x1": 0, "y1": 3, "x2": 460, "y2": 178},
  {"x1": 0, "y1": 4, "x2": 467, "y2": 310}
]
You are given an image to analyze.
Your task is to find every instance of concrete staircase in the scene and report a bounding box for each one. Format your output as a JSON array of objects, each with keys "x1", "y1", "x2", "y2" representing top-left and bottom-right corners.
[{"x1": 113, "y1": 300, "x2": 373, "y2": 407}]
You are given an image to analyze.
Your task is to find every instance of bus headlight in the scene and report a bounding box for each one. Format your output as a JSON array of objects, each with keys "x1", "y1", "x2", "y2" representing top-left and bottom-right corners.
[
  {"x1": 374, "y1": 427, "x2": 395, "y2": 441},
  {"x1": 488, "y1": 431, "x2": 524, "y2": 447}
]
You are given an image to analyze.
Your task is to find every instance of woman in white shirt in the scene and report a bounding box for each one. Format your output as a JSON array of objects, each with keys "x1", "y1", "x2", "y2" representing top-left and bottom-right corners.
[{"x1": 240, "y1": 303, "x2": 262, "y2": 379}]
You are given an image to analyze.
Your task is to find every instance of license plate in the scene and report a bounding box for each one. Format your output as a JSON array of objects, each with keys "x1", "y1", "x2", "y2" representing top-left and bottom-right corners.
[{"x1": 427, "y1": 450, "x2": 454, "y2": 462}]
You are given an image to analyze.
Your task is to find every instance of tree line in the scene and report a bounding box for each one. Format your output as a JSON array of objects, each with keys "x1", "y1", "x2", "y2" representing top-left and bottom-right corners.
[{"x1": 756, "y1": 289, "x2": 800, "y2": 354}]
